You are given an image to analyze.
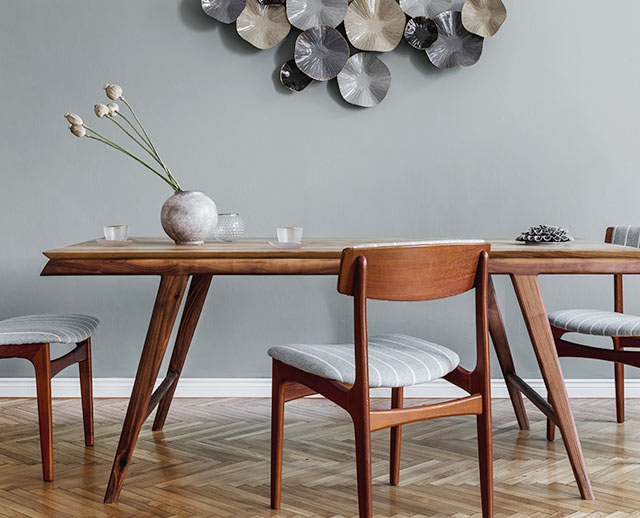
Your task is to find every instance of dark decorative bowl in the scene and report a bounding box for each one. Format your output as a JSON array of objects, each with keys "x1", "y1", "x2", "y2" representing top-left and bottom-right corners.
[{"x1": 516, "y1": 225, "x2": 574, "y2": 245}]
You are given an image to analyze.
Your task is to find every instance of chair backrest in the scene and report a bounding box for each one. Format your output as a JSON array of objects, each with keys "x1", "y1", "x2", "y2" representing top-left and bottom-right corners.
[
  {"x1": 337, "y1": 241, "x2": 490, "y2": 301},
  {"x1": 606, "y1": 226, "x2": 640, "y2": 248}
]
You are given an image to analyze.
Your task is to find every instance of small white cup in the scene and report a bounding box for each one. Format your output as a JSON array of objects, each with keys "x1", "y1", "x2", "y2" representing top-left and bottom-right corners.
[
  {"x1": 277, "y1": 226, "x2": 303, "y2": 243},
  {"x1": 104, "y1": 225, "x2": 129, "y2": 241}
]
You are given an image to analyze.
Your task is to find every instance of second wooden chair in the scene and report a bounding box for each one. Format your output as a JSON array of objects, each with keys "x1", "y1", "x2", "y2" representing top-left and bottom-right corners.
[{"x1": 268, "y1": 241, "x2": 493, "y2": 517}]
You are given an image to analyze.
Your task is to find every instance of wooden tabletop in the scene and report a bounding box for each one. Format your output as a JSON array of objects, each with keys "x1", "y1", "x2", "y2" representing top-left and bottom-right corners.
[
  {"x1": 43, "y1": 237, "x2": 640, "y2": 260},
  {"x1": 41, "y1": 237, "x2": 640, "y2": 276}
]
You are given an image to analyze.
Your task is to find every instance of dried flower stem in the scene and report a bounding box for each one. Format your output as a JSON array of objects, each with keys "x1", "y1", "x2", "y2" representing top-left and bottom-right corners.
[
  {"x1": 115, "y1": 112, "x2": 181, "y2": 191},
  {"x1": 85, "y1": 128, "x2": 179, "y2": 191},
  {"x1": 120, "y1": 96, "x2": 182, "y2": 191}
]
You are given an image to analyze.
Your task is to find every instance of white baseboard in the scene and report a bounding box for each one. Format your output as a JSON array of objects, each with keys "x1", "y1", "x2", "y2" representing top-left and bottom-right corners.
[{"x1": 0, "y1": 378, "x2": 638, "y2": 399}]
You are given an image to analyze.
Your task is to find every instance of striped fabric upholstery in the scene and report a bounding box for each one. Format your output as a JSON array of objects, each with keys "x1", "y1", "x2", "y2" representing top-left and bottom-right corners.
[
  {"x1": 548, "y1": 309, "x2": 640, "y2": 337},
  {"x1": 0, "y1": 314, "x2": 99, "y2": 345},
  {"x1": 610, "y1": 226, "x2": 640, "y2": 247},
  {"x1": 268, "y1": 334, "x2": 460, "y2": 388},
  {"x1": 546, "y1": 227, "x2": 640, "y2": 337}
]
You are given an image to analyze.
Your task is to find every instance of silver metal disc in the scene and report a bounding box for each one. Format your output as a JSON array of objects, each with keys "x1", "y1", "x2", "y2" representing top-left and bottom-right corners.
[
  {"x1": 426, "y1": 10, "x2": 483, "y2": 68},
  {"x1": 344, "y1": 0, "x2": 406, "y2": 52},
  {"x1": 337, "y1": 53, "x2": 391, "y2": 107},
  {"x1": 286, "y1": 0, "x2": 349, "y2": 30},
  {"x1": 461, "y1": 0, "x2": 507, "y2": 38},
  {"x1": 236, "y1": 0, "x2": 290, "y2": 49},
  {"x1": 294, "y1": 26, "x2": 349, "y2": 81},
  {"x1": 202, "y1": 0, "x2": 247, "y2": 24}
]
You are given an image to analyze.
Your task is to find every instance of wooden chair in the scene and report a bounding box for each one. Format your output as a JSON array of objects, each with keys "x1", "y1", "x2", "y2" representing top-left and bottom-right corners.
[
  {"x1": 547, "y1": 226, "x2": 640, "y2": 434},
  {"x1": 0, "y1": 314, "x2": 97, "y2": 480},
  {"x1": 268, "y1": 242, "x2": 492, "y2": 518}
]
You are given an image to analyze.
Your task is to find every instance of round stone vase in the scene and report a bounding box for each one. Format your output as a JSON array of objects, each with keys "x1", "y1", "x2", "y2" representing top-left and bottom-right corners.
[{"x1": 161, "y1": 191, "x2": 218, "y2": 245}]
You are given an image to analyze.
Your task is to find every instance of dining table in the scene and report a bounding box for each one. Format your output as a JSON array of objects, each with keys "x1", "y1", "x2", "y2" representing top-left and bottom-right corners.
[{"x1": 41, "y1": 237, "x2": 640, "y2": 503}]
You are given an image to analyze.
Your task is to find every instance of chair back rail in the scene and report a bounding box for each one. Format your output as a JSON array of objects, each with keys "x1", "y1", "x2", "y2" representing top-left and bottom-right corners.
[
  {"x1": 338, "y1": 243, "x2": 490, "y2": 301},
  {"x1": 605, "y1": 227, "x2": 629, "y2": 313}
]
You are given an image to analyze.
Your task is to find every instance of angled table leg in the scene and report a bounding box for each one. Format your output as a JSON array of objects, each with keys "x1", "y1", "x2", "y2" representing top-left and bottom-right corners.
[
  {"x1": 487, "y1": 277, "x2": 530, "y2": 430},
  {"x1": 104, "y1": 275, "x2": 189, "y2": 504},
  {"x1": 153, "y1": 274, "x2": 213, "y2": 431},
  {"x1": 511, "y1": 274, "x2": 594, "y2": 500}
]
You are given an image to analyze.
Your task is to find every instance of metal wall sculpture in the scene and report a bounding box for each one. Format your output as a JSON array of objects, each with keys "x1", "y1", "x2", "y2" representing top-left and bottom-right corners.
[{"x1": 202, "y1": 0, "x2": 507, "y2": 107}]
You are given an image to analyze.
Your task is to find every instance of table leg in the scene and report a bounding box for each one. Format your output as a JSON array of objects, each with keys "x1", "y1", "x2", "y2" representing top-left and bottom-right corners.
[
  {"x1": 104, "y1": 275, "x2": 189, "y2": 504},
  {"x1": 152, "y1": 274, "x2": 213, "y2": 431},
  {"x1": 511, "y1": 274, "x2": 594, "y2": 500},
  {"x1": 488, "y1": 277, "x2": 530, "y2": 430}
]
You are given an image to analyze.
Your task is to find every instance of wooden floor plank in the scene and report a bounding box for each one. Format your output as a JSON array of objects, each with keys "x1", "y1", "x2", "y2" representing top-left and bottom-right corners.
[{"x1": 0, "y1": 397, "x2": 639, "y2": 517}]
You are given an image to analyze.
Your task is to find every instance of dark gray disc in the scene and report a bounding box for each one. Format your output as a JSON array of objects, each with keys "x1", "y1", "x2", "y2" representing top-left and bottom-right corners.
[
  {"x1": 280, "y1": 59, "x2": 314, "y2": 92},
  {"x1": 404, "y1": 16, "x2": 437, "y2": 49}
]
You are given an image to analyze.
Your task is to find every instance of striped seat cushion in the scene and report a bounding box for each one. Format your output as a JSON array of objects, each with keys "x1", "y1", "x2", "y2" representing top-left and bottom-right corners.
[
  {"x1": 548, "y1": 309, "x2": 640, "y2": 337},
  {"x1": 268, "y1": 334, "x2": 460, "y2": 388},
  {"x1": 610, "y1": 226, "x2": 640, "y2": 247},
  {"x1": 0, "y1": 314, "x2": 99, "y2": 345}
]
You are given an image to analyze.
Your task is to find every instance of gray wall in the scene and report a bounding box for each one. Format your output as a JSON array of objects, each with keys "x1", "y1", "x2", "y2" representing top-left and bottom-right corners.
[{"x1": 1, "y1": 0, "x2": 639, "y2": 380}]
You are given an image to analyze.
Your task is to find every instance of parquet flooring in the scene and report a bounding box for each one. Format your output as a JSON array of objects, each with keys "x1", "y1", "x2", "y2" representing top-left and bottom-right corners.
[{"x1": 0, "y1": 397, "x2": 639, "y2": 517}]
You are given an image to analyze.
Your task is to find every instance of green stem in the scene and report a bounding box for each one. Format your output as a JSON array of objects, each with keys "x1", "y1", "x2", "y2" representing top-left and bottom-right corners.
[
  {"x1": 120, "y1": 96, "x2": 182, "y2": 191},
  {"x1": 85, "y1": 130, "x2": 179, "y2": 191},
  {"x1": 106, "y1": 115, "x2": 170, "y2": 173},
  {"x1": 117, "y1": 112, "x2": 153, "y2": 152}
]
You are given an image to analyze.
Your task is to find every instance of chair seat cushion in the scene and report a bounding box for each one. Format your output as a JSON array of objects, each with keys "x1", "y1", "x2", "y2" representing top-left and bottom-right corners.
[
  {"x1": 548, "y1": 309, "x2": 640, "y2": 337},
  {"x1": 268, "y1": 333, "x2": 460, "y2": 388},
  {"x1": 0, "y1": 314, "x2": 99, "y2": 345}
]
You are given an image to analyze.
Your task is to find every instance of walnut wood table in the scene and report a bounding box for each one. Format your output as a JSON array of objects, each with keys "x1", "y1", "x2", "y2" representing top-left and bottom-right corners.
[{"x1": 41, "y1": 237, "x2": 640, "y2": 503}]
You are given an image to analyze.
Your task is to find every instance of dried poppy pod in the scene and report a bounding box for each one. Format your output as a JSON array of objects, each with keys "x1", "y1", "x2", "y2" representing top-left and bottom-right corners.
[
  {"x1": 104, "y1": 83, "x2": 123, "y2": 100},
  {"x1": 69, "y1": 125, "x2": 86, "y2": 138},
  {"x1": 64, "y1": 113, "x2": 83, "y2": 126},
  {"x1": 94, "y1": 104, "x2": 109, "y2": 118}
]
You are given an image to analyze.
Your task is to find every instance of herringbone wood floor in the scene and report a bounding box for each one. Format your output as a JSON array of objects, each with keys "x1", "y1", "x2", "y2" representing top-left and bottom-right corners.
[{"x1": 0, "y1": 397, "x2": 639, "y2": 518}]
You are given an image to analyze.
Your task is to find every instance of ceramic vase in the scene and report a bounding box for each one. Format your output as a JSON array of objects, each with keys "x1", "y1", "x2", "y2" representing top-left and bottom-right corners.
[{"x1": 161, "y1": 191, "x2": 218, "y2": 245}]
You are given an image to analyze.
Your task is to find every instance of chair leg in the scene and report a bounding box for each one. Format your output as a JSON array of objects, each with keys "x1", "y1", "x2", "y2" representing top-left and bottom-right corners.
[
  {"x1": 353, "y1": 411, "x2": 373, "y2": 518},
  {"x1": 614, "y1": 339, "x2": 625, "y2": 423},
  {"x1": 78, "y1": 339, "x2": 94, "y2": 446},
  {"x1": 270, "y1": 361, "x2": 285, "y2": 510},
  {"x1": 31, "y1": 344, "x2": 53, "y2": 481},
  {"x1": 390, "y1": 387, "x2": 403, "y2": 486},
  {"x1": 546, "y1": 393, "x2": 556, "y2": 441},
  {"x1": 476, "y1": 399, "x2": 493, "y2": 518}
]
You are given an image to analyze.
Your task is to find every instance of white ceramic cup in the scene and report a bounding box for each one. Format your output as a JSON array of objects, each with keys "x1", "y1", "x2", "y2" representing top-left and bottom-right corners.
[
  {"x1": 277, "y1": 226, "x2": 303, "y2": 243},
  {"x1": 104, "y1": 225, "x2": 129, "y2": 241}
]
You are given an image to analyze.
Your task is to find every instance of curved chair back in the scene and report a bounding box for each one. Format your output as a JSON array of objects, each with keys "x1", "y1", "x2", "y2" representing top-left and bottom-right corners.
[{"x1": 337, "y1": 240, "x2": 490, "y2": 301}]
